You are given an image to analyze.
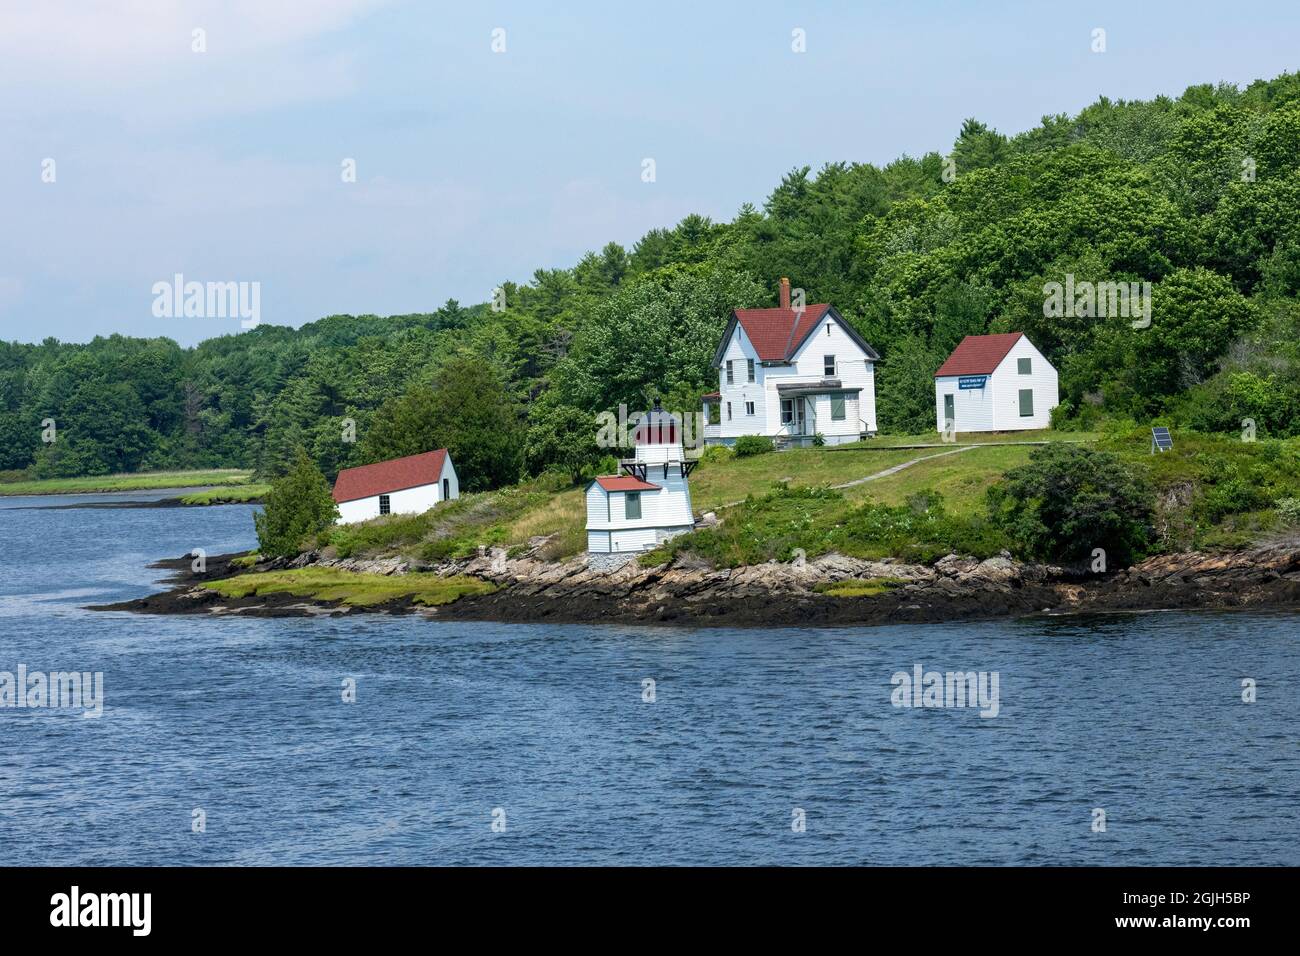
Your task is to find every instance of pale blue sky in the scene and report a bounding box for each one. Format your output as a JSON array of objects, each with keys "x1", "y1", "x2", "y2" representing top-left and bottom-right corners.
[{"x1": 2, "y1": 0, "x2": 1298, "y2": 345}]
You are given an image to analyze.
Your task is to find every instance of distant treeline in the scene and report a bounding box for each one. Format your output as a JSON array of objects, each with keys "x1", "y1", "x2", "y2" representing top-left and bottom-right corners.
[{"x1": 5, "y1": 71, "x2": 1300, "y2": 486}]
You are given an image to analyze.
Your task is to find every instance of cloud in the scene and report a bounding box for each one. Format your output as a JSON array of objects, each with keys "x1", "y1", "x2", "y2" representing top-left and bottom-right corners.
[{"x1": 0, "y1": 1, "x2": 387, "y2": 115}]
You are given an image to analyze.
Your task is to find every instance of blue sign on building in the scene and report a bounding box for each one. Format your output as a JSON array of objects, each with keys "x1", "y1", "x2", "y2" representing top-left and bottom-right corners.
[{"x1": 958, "y1": 375, "x2": 987, "y2": 390}]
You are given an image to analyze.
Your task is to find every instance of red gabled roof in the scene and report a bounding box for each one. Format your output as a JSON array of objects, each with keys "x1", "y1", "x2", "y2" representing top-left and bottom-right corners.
[
  {"x1": 935, "y1": 333, "x2": 1025, "y2": 377},
  {"x1": 332, "y1": 449, "x2": 448, "y2": 503},
  {"x1": 701, "y1": 391, "x2": 721, "y2": 400},
  {"x1": 732, "y1": 304, "x2": 832, "y2": 362},
  {"x1": 593, "y1": 475, "x2": 660, "y2": 492}
]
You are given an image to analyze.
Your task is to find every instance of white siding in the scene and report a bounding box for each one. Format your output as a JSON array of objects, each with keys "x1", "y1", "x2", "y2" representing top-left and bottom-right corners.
[
  {"x1": 934, "y1": 376, "x2": 995, "y2": 433},
  {"x1": 990, "y1": 337, "x2": 1058, "y2": 430},
  {"x1": 934, "y1": 336, "x2": 1059, "y2": 433},
  {"x1": 585, "y1": 467, "x2": 695, "y2": 553},
  {"x1": 439, "y1": 456, "x2": 460, "y2": 501},
  {"x1": 337, "y1": 482, "x2": 439, "y2": 523},
  {"x1": 711, "y1": 310, "x2": 877, "y2": 443},
  {"x1": 717, "y1": 326, "x2": 766, "y2": 441},
  {"x1": 335, "y1": 454, "x2": 461, "y2": 524}
]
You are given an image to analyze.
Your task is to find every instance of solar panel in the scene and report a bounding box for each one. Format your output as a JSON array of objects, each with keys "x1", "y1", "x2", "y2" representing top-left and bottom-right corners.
[{"x1": 1151, "y1": 426, "x2": 1173, "y2": 453}]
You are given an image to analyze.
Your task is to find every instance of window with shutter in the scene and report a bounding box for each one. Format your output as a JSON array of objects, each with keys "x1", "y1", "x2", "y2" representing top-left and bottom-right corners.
[{"x1": 1019, "y1": 389, "x2": 1034, "y2": 417}]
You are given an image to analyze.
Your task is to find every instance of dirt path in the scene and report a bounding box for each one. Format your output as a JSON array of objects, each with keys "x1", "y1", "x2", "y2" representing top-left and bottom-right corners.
[
  {"x1": 710, "y1": 444, "x2": 981, "y2": 511},
  {"x1": 830, "y1": 444, "x2": 979, "y2": 489}
]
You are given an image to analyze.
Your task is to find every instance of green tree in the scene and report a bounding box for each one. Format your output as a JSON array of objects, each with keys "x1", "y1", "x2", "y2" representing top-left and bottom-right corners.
[
  {"x1": 254, "y1": 448, "x2": 338, "y2": 557},
  {"x1": 524, "y1": 403, "x2": 604, "y2": 483},
  {"x1": 362, "y1": 358, "x2": 523, "y2": 491},
  {"x1": 986, "y1": 444, "x2": 1154, "y2": 564},
  {"x1": 876, "y1": 334, "x2": 943, "y2": 434}
]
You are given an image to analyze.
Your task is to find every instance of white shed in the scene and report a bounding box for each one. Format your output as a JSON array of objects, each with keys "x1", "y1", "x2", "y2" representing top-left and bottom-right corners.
[
  {"x1": 586, "y1": 401, "x2": 696, "y2": 554},
  {"x1": 934, "y1": 333, "x2": 1058, "y2": 434},
  {"x1": 332, "y1": 448, "x2": 459, "y2": 524}
]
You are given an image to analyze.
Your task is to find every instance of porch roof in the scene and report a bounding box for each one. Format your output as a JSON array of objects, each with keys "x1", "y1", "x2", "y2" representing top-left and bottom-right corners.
[{"x1": 775, "y1": 381, "x2": 863, "y2": 399}]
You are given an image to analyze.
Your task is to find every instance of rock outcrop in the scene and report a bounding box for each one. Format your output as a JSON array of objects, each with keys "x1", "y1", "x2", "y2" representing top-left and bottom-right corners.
[{"x1": 98, "y1": 542, "x2": 1300, "y2": 627}]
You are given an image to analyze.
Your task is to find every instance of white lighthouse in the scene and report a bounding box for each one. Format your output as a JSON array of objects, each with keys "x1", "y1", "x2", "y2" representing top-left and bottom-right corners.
[{"x1": 585, "y1": 399, "x2": 697, "y2": 558}]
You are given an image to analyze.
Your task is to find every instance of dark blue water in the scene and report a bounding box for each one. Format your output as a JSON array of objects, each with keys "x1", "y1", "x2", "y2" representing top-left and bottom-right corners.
[{"x1": 1, "y1": 492, "x2": 1297, "y2": 865}]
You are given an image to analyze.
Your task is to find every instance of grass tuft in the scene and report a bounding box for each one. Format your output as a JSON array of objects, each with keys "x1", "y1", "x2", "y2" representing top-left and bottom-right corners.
[{"x1": 204, "y1": 568, "x2": 497, "y2": 607}]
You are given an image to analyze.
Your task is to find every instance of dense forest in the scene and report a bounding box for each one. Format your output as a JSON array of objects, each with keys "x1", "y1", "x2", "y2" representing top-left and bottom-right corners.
[{"x1": 5, "y1": 71, "x2": 1300, "y2": 488}]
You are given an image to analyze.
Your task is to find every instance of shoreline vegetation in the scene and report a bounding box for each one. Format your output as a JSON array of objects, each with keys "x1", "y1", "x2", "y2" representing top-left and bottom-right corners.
[{"x1": 0, "y1": 469, "x2": 269, "y2": 504}]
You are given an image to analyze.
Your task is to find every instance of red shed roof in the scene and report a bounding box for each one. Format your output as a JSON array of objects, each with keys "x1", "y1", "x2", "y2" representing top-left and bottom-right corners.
[
  {"x1": 592, "y1": 475, "x2": 660, "y2": 492},
  {"x1": 935, "y1": 333, "x2": 1025, "y2": 377},
  {"x1": 732, "y1": 304, "x2": 832, "y2": 361},
  {"x1": 332, "y1": 449, "x2": 448, "y2": 503}
]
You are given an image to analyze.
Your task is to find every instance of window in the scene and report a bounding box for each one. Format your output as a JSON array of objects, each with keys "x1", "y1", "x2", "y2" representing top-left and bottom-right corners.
[
  {"x1": 780, "y1": 398, "x2": 794, "y2": 425},
  {"x1": 1019, "y1": 389, "x2": 1034, "y2": 417},
  {"x1": 1018, "y1": 357, "x2": 1032, "y2": 375},
  {"x1": 707, "y1": 402, "x2": 720, "y2": 425},
  {"x1": 824, "y1": 355, "x2": 836, "y2": 377},
  {"x1": 745, "y1": 401, "x2": 755, "y2": 416},
  {"x1": 826, "y1": 322, "x2": 832, "y2": 335},
  {"x1": 378, "y1": 494, "x2": 391, "y2": 515},
  {"x1": 442, "y1": 478, "x2": 450, "y2": 500},
  {"x1": 747, "y1": 358, "x2": 755, "y2": 382},
  {"x1": 625, "y1": 491, "x2": 641, "y2": 520},
  {"x1": 726, "y1": 360, "x2": 734, "y2": 385},
  {"x1": 831, "y1": 396, "x2": 846, "y2": 421},
  {"x1": 726, "y1": 402, "x2": 732, "y2": 421}
]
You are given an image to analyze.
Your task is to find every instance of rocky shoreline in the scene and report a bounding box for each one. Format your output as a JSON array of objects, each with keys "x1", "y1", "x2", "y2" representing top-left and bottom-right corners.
[{"x1": 91, "y1": 541, "x2": 1300, "y2": 628}]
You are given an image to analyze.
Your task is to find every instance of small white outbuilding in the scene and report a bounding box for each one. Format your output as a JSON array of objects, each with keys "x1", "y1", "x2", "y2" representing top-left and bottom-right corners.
[
  {"x1": 934, "y1": 332, "x2": 1058, "y2": 434},
  {"x1": 586, "y1": 400, "x2": 696, "y2": 554},
  {"x1": 332, "y1": 448, "x2": 459, "y2": 524}
]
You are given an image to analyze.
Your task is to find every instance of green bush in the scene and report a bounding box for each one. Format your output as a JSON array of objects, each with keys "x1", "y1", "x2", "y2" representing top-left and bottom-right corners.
[
  {"x1": 834, "y1": 495, "x2": 1006, "y2": 563},
  {"x1": 733, "y1": 435, "x2": 774, "y2": 457},
  {"x1": 698, "y1": 445, "x2": 733, "y2": 466},
  {"x1": 986, "y1": 444, "x2": 1154, "y2": 564},
  {"x1": 1277, "y1": 497, "x2": 1300, "y2": 524},
  {"x1": 254, "y1": 449, "x2": 339, "y2": 558}
]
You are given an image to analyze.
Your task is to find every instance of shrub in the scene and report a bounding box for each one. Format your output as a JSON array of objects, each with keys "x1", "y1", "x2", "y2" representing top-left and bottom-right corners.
[
  {"x1": 986, "y1": 444, "x2": 1154, "y2": 564},
  {"x1": 733, "y1": 435, "x2": 774, "y2": 457},
  {"x1": 1276, "y1": 497, "x2": 1300, "y2": 524},
  {"x1": 834, "y1": 495, "x2": 1006, "y2": 563},
  {"x1": 698, "y1": 445, "x2": 733, "y2": 466},
  {"x1": 254, "y1": 449, "x2": 339, "y2": 558}
]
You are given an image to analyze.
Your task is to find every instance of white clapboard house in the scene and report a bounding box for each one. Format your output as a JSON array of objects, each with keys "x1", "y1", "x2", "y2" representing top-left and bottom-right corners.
[
  {"x1": 332, "y1": 449, "x2": 460, "y2": 524},
  {"x1": 586, "y1": 400, "x2": 697, "y2": 555},
  {"x1": 934, "y1": 332, "x2": 1059, "y2": 433},
  {"x1": 702, "y1": 278, "x2": 879, "y2": 447}
]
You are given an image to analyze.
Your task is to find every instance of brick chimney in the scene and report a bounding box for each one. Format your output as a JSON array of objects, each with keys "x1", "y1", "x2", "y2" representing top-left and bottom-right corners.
[{"x1": 779, "y1": 277, "x2": 790, "y2": 310}]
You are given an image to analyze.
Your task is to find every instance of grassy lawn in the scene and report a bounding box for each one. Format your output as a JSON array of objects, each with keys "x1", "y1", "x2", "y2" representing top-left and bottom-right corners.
[
  {"x1": 0, "y1": 469, "x2": 257, "y2": 496},
  {"x1": 688, "y1": 445, "x2": 920, "y2": 509},
  {"x1": 846, "y1": 444, "x2": 1035, "y2": 513},
  {"x1": 204, "y1": 568, "x2": 497, "y2": 607}
]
